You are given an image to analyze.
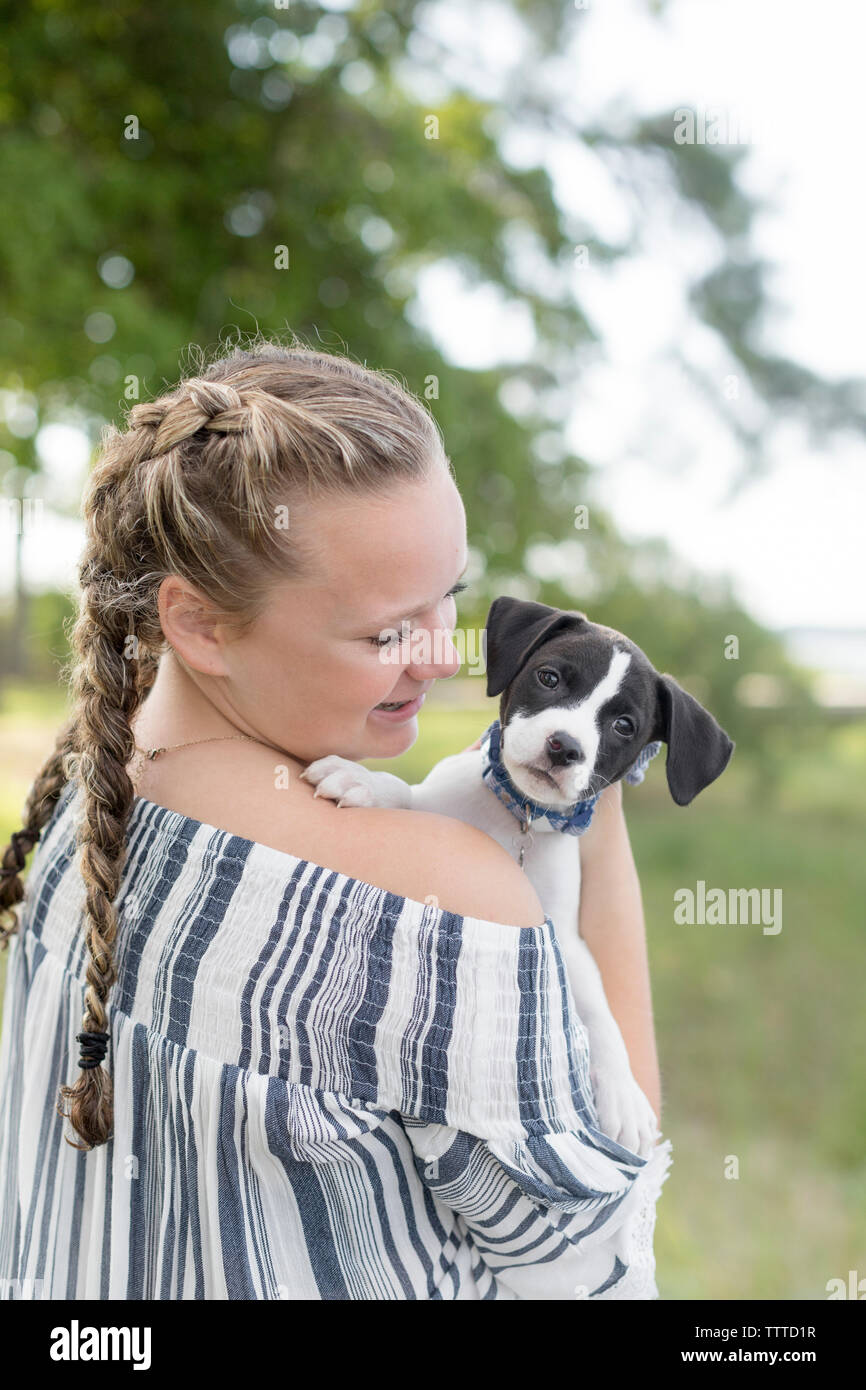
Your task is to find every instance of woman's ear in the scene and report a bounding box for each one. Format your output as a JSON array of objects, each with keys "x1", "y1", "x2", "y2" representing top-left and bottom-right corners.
[
  {"x1": 484, "y1": 596, "x2": 588, "y2": 697},
  {"x1": 655, "y1": 673, "x2": 735, "y2": 806},
  {"x1": 157, "y1": 575, "x2": 230, "y2": 676}
]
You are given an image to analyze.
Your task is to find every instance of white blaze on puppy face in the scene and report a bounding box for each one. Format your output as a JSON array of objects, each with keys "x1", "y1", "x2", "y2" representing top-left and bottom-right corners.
[{"x1": 502, "y1": 648, "x2": 632, "y2": 807}]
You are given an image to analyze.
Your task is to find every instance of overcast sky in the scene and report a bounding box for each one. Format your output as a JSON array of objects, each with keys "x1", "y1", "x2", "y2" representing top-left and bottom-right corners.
[{"x1": 416, "y1": 0, "x2": 865, "y2": 637}]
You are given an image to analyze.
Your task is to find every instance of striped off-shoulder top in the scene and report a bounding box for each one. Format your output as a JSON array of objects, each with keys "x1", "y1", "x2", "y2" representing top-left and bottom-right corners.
[{"x1": 0, "y1": 778, "x2": 671, "y2": 1300}]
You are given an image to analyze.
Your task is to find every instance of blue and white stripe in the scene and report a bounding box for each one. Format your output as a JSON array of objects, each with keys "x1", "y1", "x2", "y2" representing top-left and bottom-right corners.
[{"x1": 0, "y1": 780, "x2": 671, "y2": 1300}]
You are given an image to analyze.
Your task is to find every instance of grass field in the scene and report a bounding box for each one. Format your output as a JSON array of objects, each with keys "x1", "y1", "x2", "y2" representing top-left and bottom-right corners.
[{"x1": 1, "y1": 680, "x2": 863, "y2": 1300}]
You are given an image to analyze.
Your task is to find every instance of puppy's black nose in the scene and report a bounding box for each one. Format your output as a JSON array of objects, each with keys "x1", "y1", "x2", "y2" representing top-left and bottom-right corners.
[{"x1": 545, "y1": 730, "x2": 584, "y2": 766}]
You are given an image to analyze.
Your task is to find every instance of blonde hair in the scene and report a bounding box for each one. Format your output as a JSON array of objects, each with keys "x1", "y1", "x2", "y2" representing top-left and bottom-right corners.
[{"x1": 0, "y1": 332, "x2": 450, "y2": 1150}]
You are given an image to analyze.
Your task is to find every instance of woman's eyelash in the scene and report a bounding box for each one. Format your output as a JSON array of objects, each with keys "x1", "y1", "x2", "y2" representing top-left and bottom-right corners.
[{"x1": 368, "y1": 581, "x2": 468, "y2": 647}]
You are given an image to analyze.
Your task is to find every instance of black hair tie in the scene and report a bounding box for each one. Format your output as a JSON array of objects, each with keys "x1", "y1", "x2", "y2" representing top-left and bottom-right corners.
[{"x1": 76, "y1": 1031, "x2": 110, "y2": 1070}]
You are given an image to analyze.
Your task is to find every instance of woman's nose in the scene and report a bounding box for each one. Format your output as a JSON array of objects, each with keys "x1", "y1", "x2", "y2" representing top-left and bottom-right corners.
[{"x1": 406, "y1": 624, "x2": 462, "y2": 680}]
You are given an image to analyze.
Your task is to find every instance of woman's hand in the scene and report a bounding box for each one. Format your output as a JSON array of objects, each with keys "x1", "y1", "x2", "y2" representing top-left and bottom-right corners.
[{"x1": 460, "y1": 735, "x2": 483, "y2": 753}]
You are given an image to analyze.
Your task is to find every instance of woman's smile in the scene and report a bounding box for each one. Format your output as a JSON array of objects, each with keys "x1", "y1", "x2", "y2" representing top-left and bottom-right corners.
[{"x1": 370, "y1": 691, "x2": 427, "y2": 722}]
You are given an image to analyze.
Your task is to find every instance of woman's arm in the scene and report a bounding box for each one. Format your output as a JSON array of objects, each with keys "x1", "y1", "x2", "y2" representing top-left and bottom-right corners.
[{"x1": 577, "y1": 780, "x2": 662, "y2": 1126}]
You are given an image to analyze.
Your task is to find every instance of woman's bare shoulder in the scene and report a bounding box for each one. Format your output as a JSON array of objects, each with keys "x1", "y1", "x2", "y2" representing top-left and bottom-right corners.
[{"x1": 298, "y1": 805, "x2": 546, "y2": 929}]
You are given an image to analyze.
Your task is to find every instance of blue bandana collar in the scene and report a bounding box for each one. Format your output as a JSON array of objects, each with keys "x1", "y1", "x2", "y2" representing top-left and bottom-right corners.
[{"x1": 479, "y1": 719, "x2": 662, "y2": 836}]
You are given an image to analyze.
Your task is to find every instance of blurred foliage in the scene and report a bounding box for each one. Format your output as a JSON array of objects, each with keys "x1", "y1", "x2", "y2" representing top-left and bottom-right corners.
[
  {"x1": 0, "y1": 0, "x2": 852, "y2": 779},
  {"x1": 0, "y1": 589, "x2": 75, "y2": 682}
]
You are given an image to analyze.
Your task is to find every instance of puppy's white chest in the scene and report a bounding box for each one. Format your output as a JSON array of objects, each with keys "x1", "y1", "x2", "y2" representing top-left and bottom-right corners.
[{"x1": 409, "y1": 751, "x2": 582, "y2": 926}]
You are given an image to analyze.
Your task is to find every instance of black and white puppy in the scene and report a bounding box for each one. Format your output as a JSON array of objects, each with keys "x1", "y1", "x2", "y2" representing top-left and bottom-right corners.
[{"x1": 301, "y1": 597, "x2": 735, "y2": 1157}]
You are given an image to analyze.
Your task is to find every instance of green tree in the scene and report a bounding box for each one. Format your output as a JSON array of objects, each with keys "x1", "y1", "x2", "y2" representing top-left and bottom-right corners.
[{"x1": 0, "y1": 0, "x2": 846, "y2": 769}]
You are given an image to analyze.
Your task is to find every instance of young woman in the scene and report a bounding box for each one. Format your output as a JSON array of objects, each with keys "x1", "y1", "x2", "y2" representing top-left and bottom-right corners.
[{"x1": 0, "y1": 336, "x2": 670, "y2": 1299}]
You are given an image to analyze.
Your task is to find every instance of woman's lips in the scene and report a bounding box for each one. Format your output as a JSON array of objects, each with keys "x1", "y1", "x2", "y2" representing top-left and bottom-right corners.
[{"x1": 370, "y1": 692, "x2": 426, "y2": 722}]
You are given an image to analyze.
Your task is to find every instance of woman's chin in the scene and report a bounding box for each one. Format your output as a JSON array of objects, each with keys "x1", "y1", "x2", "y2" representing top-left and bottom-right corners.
[
  {"x1": 364, "y1": 711, "x2": 419, "y2": 755},
  {"x1": 366, "y1": 716, "x2": 418, "y2": 744}
]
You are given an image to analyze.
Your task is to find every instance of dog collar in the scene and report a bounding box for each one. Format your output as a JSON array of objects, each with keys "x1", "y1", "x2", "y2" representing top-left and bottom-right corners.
[{"x1": 479, "y1": 719, "x2": 662, "y2": 837}]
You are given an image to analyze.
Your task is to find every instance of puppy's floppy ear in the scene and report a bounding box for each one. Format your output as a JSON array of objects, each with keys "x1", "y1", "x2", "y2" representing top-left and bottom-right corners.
[
  {"x1": 655, "y1": 673, "x2": 735, "y2": 806},
  {"x1": 484, "y1": 596, "x2": 588, "y2": 697}
]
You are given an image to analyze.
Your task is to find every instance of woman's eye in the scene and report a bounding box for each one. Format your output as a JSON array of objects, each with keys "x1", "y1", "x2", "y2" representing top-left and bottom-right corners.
[
  {"x1": 613, "y1": 716, "x2": 636, "y2": 737},
  {"x1": 367, "y1": 581, "x2": 468, "y2": 647},
  {"x1": 536, "y1": 667, "x2": 559, "y2": 689}
]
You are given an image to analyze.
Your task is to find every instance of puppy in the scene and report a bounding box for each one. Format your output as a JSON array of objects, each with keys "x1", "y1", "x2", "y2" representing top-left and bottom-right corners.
[{"x1": 301, "y1": 597, "x2": 735, "y2": 1157}]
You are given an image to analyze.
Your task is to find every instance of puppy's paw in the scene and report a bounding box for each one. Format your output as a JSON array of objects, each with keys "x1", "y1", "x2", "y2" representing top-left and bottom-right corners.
[
  {"x1": 299, "y1": 756, "x2": 378, "y2": 808},
  {"x1": 589, "y1": 1041, "x2": 660, "y2": 1159}
]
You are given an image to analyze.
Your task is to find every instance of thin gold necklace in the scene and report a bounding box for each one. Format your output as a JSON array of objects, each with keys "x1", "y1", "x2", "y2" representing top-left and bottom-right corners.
[{"x1": 133, "y1": 734, "x2": 260, "y2": 762}]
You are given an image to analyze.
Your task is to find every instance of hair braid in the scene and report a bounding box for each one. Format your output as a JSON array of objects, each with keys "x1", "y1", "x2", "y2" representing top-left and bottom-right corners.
[
  {"x1": 53, "y1": 502, "x2": 163, "y2": 1148},
  {"x1": 0, "y1": 716, "x2": 77, "y2": 947}
]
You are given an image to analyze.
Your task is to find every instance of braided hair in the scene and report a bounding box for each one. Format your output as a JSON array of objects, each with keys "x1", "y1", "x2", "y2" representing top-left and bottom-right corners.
[{"x1": 0, "y1": 331, "x2": 449, "y2": 1150}]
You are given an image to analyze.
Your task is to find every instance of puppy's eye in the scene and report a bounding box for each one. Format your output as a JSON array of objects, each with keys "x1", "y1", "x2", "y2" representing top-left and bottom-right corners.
[
  {"x1": 612, "y1": 716, "x2": 636, "y2": 737},
  {"x1": 536, "y1": 667, "x2": 559, "y2": 689}
]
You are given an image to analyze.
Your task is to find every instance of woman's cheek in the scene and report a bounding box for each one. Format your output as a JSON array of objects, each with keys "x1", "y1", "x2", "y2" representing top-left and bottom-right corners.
[{"x1": 345, "y1": 647, "x2": 388, "y2": 704}]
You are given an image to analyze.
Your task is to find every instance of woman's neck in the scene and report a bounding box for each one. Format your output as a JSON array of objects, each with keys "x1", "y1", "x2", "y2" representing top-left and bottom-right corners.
[{"x1": 130, "y1": 650, "x2": 302, "y2": 765}]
